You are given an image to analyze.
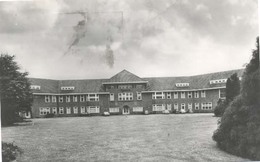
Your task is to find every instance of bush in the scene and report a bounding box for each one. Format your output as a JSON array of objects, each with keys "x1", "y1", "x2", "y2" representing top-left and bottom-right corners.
[
  {"x1": 214, "y1": 100, "x2": 228, "y2": 117},
  {"x1": 45, "y1": 113, "x2": 55, "y2": 118},
  {"x1": 2, "y1": 142, "x2": 23, "y2": 162}
]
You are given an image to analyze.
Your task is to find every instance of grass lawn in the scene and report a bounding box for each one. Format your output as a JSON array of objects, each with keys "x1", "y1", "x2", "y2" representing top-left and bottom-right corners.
[{"x1": 2, "y1": 114, "x2": 247, "y2": 162}]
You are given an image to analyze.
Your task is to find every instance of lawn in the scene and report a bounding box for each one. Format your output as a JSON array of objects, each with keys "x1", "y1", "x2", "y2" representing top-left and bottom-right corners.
[{"x1": 1, "y1": 114, "x2": 247, "y2": 162}]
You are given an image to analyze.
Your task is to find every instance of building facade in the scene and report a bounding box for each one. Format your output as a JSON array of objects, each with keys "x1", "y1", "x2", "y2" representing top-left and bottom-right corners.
[{"x1": 29, "y1": 69, "x2": 243, "y2": 118}]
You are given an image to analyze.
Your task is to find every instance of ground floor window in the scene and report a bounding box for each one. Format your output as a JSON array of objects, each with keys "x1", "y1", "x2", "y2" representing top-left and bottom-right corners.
[
  {"x1": 133, "y1": 107, "x2": 143, "y2": 112},
  {"x1": 201, "y1": 102, "x2": 213, "y2": 110},
  {"x1": 181, "y1": 103, "x2": 185, "y2": 110},
  {"x1": 88, "y1": 106, "x2": 100, "y2": 113},
  {"x1": 152, "y1": 104, "x2": 165, "y2": 111},
  {"x1": 66, "y1": 107, "x2": 71, "y2": 114},
  {"x1": 195, "y1": 103, "x2": 200, "y2": 110},
  {"x1": 174, "y1": 104, "x2": 178, "y2": 110},
  {"x1": 81, "y1": 106, "x2": 85, "y2": 114},
  {"x1": 39, "y1": 107, "x2": 50, "y2": 115},
  {"x1": 59, "y1": 107, "x2": 64, "y2": 114},
  {"x1": 109, "y1": 107, "x2": 119, "y2": 113},
  {"x1": 52, "y1": 107, "x2": 57, "y2": 114},
  {"x1": 166, "y1": 104, "x2": 172, "y2": 110},
  {"x1": 73, "y1": 107, "x2": 78, "y2": 114},
  {"x1": 188, "y1": 103, "x2": 192, "y2": 110}
]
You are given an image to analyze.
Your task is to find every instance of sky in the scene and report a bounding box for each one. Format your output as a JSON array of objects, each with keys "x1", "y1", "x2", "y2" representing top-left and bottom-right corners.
[{"x1": 0, "y1": 0, "x2": 259, "y2": 79}]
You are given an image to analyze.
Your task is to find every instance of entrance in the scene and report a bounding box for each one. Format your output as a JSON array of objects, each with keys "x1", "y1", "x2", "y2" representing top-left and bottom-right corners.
[{"x1": 122, "y1": 105, "x2": 130, "y2": 115}]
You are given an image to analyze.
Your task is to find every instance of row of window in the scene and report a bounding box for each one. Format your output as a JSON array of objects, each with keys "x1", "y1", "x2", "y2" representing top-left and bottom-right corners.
[
  {"x1": 152, "y1": 91, "x2": 206, "y2": 99},
  {"x1": 152, "y1": 102, "x2": 212, "y2": 111},
  {"x1": 109, "y1": 107, "x2": 143, "y2": 113},
  {"x1": 107, "y1": 84, "x2": 144, "y2": 90},
  {"x1": 45, "y1": 94, "x2": 99, "y2": 103},
  {"x1": 39, "y1": 106, "x2": 100, "y2": 115}
]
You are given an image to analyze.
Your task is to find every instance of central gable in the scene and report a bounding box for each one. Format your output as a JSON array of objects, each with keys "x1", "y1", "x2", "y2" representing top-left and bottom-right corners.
[{"x1": 108, "y1": 70, "x2": 145, "y2": 83}]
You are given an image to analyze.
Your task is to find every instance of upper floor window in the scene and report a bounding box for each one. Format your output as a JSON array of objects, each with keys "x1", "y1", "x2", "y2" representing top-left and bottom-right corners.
[
  {"x1": 152, "y1": 92, "x2": 165, "y2": 99},
  {"x1": 137, "y1": 92, "x2": 142, "y2": 100},
  {"x1": 188, "y1": 92, "x2": 192, "y2": 98},
  {"x1": 174, "y1": 92, "x2": 178, "y2": 99},
  {"x1": 30, "y1": 85, "x2": 41, "y2": 90},
  {"x1": 194, "y1": 91, "x2": 199, "y2": 98},
  {"x1": 110, "y1": 93, "x2": 114, "y2": 101},
  {"x1": 181, "y1": 92, "x2": 185, "y2": 99},
  {"x1": 45, "y1": 96, "x2": 50, "y2": 103},
  {"x1": 118, "y1": 85, "x2": 132, "y2": 89},
  {"x1": 66, "y1": 96, "x2": 70, "y2": 102},
  {"x1": 201, "y1": 91, "x2": 206, "y2": 98},
  {"x1": 59, "y1": 96, "x2": 63, "y2": 103},
  {"x1": 88, "y1": 94, "x2": 99, "y2": 101},
  {"x1": 80, "y1": 95, "x2": 85, "y2": 102},
  {"x1": 118, "y1": 92, "x2": 133, "y2": 101},
  {"x1": 52, "y1": 96, "x2": 56, "y2": 102},
  {"x1": 167, "y1": 92, "x2": 171, "y2": 99},
  {"x1": 61, "y1": 86, "x2": 75, "y2": 90},
  {"x1": 73, "y1": 95, "x2": 77, "y2": 102}
]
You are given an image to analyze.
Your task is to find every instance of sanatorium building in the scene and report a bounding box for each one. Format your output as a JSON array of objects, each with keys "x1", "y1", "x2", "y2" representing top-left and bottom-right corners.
[{"x1": 28, "y1": 69, "x2": 243, "y2": 118}]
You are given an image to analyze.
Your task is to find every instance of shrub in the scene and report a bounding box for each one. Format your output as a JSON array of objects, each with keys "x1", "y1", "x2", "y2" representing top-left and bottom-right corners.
[
  {"x1": 214, "y1": 99, "x2": 228, "y2": 117},
  {"x1": 45, "y1": 113, "x2": 55, "y2": 118},
  {"x1": 2, "y1": 142, "x2": 23, "y2": 162}
]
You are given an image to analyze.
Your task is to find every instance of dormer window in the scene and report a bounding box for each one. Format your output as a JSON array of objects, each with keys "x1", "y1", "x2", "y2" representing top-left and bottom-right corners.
[
  {"x1": 176, "y1": 83, "x2": 189, "y2": 87},
  {"x1": 209, "y1": 79, "x2": 227, "y2": 84},
  {"x1": 30, "y1": 85, "x2": 41, "y2": 90},
  {"x1": 61, "y1": 86, "x2": 75, "y2": 90}
]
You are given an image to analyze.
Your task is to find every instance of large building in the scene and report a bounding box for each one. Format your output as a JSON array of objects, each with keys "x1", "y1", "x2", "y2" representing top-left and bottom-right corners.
[{"x1": 28, "y1": 69, "x2": 243, "y2": 118}]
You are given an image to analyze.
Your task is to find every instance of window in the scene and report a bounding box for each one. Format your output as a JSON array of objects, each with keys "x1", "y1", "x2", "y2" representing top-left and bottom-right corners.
[
  {"x1": 88, "y1": 106, "x2": 100, "y2": 113},
  {"x1": 188, "y1": 103, "x2": 192, "y2": 110},
  {"x1": 61, "y1": 86, "x2": 75, "y2": 90},
  {"x1": 52, "y1": 96, "x2": 56, "y2": 102},
  {"x1": 45, "y1": 96, "x2": 50, "y2": 103},
  {"x1": 181, "y1": 92, "x2": 185, "y2": 99},
  {"x1": 30, "y1": 85, "x2": 41, "y2": 90},
  {"x1": 195, "y1": 103, "x2": 200, "y2": 110},
  {"x1": 201, "y1": 91, "x2": 206, "y2": 98},
  {"x1": 118, "y1": 93, "x2": 133, "y2": 101},
  {"x1": 167, "y1": 92, "x2": 171, "y2": 99},
  {"x1": 201, "y1": 102, "x2": 212, "y2": 110},
  {"x1": 194, "y1": 91, "x2": 199, "y2": 98},
  {"x1": 52, "y1": 107, "x2": 57, "y2": 114},
  {"x1": 219, "y1": 89, "x2": 226, "y2": 99},
  {"x1": 73, "y1": 107, "x2": 78, "y2": 114},
  {"x1": 188, "y1": 92, "x2": 192, "y2": 98},
  {"x1": 59, "y1": 96, "x2": 63, "y2": 103},
  {"x1": 174, "y1": 103, "x2": 178, "y2": 110},
  {"x1": 133, "y1": 107, "x2": 143, "y2": 112},
  {"x1": 176, "y1": 83, "x2": 189, "y2": 87},
  {"x1": 59, "y1": 107, "x2": 64, "y2": 114},
  {"x1": 73, "y1": 95, "x2": 77, "y2": 102},
  {"x1": 88, "y1": 94, "x2": 99, "y2": 101},
  {"x1": 80, "y1": 95, "x2": 85, "y2": 102},
  {"x1": 66, "y1": 107, "x2": 71, "y2": 114},
  {"x1": 181, "y1": 103, "x2": 185, "y2": 110},
  {"x1": 174, "y1": 92, "x2": 178, "y2": 99},
  {"x1": 110, "y1": 93, "x2": 114, "y2": 101},
  {"x1": 118, "y1": 85, "x2": 132, "y2": 89},
  {"x1": 152, "y1": 92, "x2": 165, "y2": 99},
  {"x1": 81, "y1": 106, "x2": 85, "y2": 114},
  {"x1": 109, "y1": 107, "x2": 119, "y2": 113},
  {"x1": 137, "y1": 92, "x2": 142, "y2": 100},
  {"x1": 210, "y1": 79, "x2": 227, "y2": 84},
  {"x1": 136, "y1": 85, "x2": 143, "y2": 89},
  {"x1": 166, "y1": 104, "x2": 172, "y2": 110},
  {"x1": 66, "y1": 96, "x2": 70, "y2": 102},
  {"x1": 39, "y1": 107, "x2": 50, "y2": 115},
  {"x1": 152, "y1": 104, "x2": 165, "y2": 111}
]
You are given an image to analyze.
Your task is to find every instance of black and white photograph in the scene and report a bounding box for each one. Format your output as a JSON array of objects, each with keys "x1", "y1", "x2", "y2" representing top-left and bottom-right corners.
[{"x1": 0, "y1": 0, "x2": 259, "y2": 161}]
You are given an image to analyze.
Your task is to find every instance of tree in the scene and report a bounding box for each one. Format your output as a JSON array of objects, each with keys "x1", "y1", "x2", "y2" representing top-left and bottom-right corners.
[
  {"x1": 213, "y1": 37, "x2": 260, "y2": 160},
  {"x1": 0, "y1": 54, "x2": 33, "y2": 126},
  {"x1": 214, "y1": 73, "x2": 240, "y2": 117}
]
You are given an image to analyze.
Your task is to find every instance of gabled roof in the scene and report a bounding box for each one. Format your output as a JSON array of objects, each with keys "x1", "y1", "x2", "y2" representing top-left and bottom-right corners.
[
  {"x1": 105, "y1": 69, "x2": 147, "y2": 84},
  {"x1": 29, "y1": 78, "x2": 59, "y2": 93}
]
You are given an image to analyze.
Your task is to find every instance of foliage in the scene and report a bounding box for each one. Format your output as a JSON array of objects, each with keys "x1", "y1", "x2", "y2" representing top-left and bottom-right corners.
[
  {"x1": 45, "y1": 113, "x2": 55, "y2": 118},
  {"x1": 2, "y1": 142, "x2": 23, "y2": 162},
  {"x1": 214, "y1": 99, "x2": 228, "y2": 117},
  {"x1": 0, "y1": 54, "x2": 33, "y2": 126},
  {"x1": 213, "y1": 37, "x2": 260, "y2": 160}
]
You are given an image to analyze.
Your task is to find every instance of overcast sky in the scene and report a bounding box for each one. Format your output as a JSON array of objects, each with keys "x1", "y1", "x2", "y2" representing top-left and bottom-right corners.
[{"x1": 0, "y1": 0, "x2": 259, "y2": 79}]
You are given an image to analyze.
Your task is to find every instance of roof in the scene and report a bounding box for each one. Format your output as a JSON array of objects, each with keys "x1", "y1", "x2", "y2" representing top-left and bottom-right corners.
[
  {"x1": 106, "y1": 70, "x2": 146, "y2": 83},
  {"x1": 29, "y1": 69, "x2": 244, "y2": 94}
]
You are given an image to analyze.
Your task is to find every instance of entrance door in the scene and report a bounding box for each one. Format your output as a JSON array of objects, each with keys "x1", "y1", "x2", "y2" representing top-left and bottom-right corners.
[{"x1": 122, "y1": 105, "x2": 130, "y2": 115}]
